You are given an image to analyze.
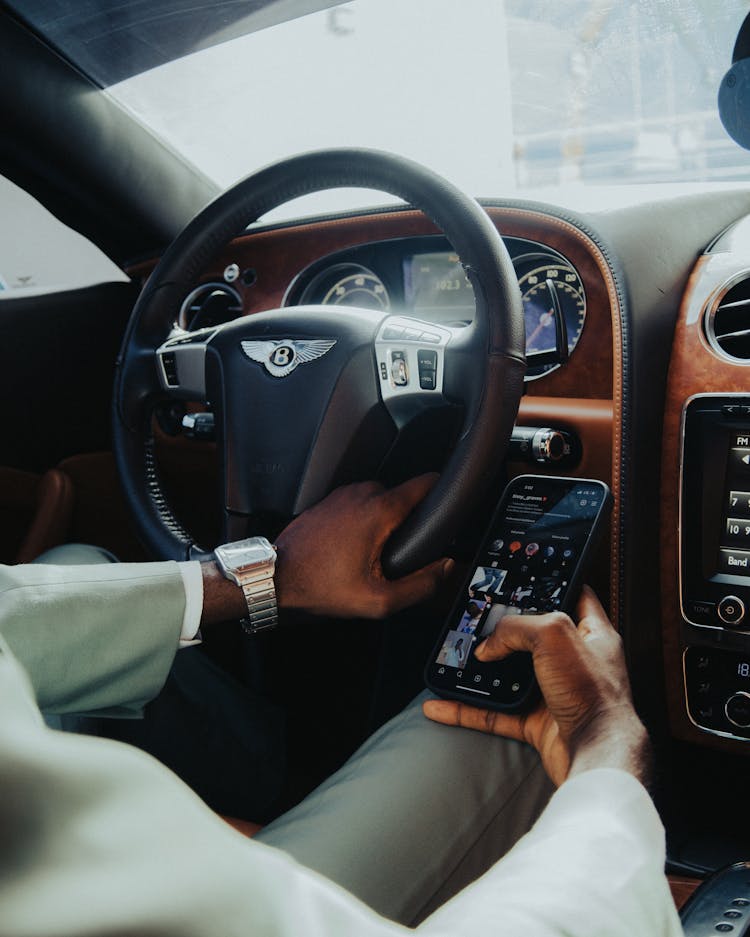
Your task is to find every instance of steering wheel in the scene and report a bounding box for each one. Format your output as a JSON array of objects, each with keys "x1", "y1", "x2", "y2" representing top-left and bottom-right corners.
[{"x1": 113, "y1": 149, "x2": 525, "y2": 576}]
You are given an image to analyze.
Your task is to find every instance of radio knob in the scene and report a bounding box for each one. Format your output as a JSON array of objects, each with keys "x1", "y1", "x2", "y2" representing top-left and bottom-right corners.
[
  {"x1": 718, "y1": 595, "x2": 746, "y2": 626},
  {"x1": 725, "y1": 691, "x2": 750, "y2": 728}
]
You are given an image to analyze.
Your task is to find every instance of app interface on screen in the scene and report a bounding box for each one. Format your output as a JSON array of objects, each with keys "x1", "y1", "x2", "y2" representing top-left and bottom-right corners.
[{"x1": 433, "y1": 479, "x2": 604, "y2": 681}]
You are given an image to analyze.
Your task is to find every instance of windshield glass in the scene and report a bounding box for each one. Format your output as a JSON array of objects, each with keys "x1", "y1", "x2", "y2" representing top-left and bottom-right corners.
[{"x1": 25, "y1": 1, "x2": 750, "y2": 218}]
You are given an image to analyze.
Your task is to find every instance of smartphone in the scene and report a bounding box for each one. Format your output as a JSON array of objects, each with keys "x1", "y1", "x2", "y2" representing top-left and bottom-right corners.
[{"x1": 424, "y1": 474, "x2": 612, "y2": 712}]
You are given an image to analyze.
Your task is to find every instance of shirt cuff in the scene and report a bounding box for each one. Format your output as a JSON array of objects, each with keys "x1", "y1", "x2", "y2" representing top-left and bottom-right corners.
[{"x1": 177, "y1": 561, "x2": 204, "y2": 647}]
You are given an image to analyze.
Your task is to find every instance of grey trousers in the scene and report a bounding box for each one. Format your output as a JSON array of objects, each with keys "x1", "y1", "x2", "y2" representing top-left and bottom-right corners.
[
  {"x1": 258, "y1": 691, "x2": 554, "y2": 926},
  {"x1": 37, "y1": 544, "x2": 555, "y2": 925}
]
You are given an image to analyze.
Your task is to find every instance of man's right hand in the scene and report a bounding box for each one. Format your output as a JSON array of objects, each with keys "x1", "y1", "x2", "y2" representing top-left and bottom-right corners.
[{"x1": 423, "y1": 587, "x2": 650, "y2": 788}]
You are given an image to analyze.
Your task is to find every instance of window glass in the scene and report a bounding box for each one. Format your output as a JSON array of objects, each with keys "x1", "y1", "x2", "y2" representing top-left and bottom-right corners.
[{"x1": 0, "y1": 175, "x2": 128, "y2": 296}]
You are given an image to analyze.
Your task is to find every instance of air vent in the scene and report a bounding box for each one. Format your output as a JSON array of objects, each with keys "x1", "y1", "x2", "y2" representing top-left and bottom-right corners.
[
  {"x1": 705, "y1": 273, "x2": 750, "y2": 363},
  {"x1": 179, "y1": 282, "x2": 242, "y2": 330}
]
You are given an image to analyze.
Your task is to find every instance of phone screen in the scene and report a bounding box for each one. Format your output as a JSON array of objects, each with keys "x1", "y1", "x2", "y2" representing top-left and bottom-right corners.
[{"x1": 424, "y1": 475, "x2": 611, "y2": 712}]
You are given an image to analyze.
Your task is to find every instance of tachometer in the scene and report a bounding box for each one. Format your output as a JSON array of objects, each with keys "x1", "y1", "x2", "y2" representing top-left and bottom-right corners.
[
  {"x1": 299, "y1": 263, "x2": 391, "y2": 312},
  {"x1": 514, "y1": 253, "x2": 586, "y2": 378}
]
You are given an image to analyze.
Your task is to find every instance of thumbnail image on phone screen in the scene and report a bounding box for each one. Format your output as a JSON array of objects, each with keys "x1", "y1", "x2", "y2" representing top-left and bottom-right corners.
[{"x1": 424, "y1": 474, "x2": 612, "y2": 712}]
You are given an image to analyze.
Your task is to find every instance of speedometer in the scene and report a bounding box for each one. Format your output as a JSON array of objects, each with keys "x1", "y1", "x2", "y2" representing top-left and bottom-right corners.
[{"x1": 514, "y1": 253, "x2": 586, "y2": 379}]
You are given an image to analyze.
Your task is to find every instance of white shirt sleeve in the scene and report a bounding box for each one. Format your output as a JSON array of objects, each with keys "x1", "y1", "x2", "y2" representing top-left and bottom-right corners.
[
  {"x1": 418, "y1": 768, "x2": 684, "y2": 937},
  {"x1": 177, "y1": 561, "x2": 204, "y2": 647}
]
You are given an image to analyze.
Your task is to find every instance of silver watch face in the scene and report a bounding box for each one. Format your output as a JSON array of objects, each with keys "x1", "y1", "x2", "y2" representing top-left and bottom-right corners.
[{"x1": 216, "y1": 537, "x2": 276, "y2": 572}]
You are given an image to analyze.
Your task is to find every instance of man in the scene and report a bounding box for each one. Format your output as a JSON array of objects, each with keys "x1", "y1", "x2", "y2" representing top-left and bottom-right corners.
[{"x1": 0, "y1": 479, "x2": 683, "y2": 935}]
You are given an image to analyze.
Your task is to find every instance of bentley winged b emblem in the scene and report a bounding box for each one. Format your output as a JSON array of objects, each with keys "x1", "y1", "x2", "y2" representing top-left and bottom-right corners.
[{"x1": 240, "y1": 339, "x2": 336, "y2": 378}]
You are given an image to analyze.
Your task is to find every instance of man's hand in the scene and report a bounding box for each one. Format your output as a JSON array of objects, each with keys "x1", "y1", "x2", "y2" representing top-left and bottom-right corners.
[
  {"x1": 423, "y1": 587, "x2": 650, "y2": 787},
  {"x1": 274, "y1": 475, "x2": 453, "y2": 619}
]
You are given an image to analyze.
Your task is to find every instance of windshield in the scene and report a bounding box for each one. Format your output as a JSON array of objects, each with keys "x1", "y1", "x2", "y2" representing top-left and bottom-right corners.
[{"x1": 16, "y1": 0, "x2": 750, "y2": 218}]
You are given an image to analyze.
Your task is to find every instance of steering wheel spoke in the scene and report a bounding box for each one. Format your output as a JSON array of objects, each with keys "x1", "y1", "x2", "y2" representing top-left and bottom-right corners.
[
  {"x1": 156, "y1": 328, "x2": 217, "y2": 401},
  {"x1": 374, "y1": 315, "x2": 453, "y2": 426}
]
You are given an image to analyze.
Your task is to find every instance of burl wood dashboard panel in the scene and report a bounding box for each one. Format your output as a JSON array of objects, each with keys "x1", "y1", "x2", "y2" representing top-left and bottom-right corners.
[{"x1": 661, "y1": 218, "x2": 750, "y2": 752}]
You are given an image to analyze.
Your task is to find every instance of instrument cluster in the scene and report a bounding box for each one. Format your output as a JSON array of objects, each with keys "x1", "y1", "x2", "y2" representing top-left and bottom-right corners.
[{"x1": 283, "y1": 235, "x2": 586, "y2": 380}]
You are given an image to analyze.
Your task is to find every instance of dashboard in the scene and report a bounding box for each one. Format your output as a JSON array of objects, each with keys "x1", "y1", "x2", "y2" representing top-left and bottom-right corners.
[{"x1": 175, "y1": 231, "x2": 590, "y2": 382}]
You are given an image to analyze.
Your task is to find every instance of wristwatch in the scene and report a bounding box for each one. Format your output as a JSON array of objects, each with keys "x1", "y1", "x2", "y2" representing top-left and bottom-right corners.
[{"x1": 214, "y1": 537, "x2": 278, "y2": 635}]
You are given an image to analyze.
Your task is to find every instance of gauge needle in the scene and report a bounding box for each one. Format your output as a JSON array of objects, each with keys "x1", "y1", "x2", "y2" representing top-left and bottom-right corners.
[{"x1": 527, "y1": 310, "x2": 554, "y2": 346}]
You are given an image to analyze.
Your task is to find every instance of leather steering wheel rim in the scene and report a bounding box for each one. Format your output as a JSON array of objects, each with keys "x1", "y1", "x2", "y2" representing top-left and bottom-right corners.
[{"x1": 113, "y1": 148, "x2": 526, "y2": 575}]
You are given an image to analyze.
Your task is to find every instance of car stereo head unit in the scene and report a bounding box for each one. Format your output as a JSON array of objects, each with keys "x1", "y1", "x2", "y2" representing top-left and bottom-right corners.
[{"x1": 681, "y1": 394, "x2": 750, "y2": 631}]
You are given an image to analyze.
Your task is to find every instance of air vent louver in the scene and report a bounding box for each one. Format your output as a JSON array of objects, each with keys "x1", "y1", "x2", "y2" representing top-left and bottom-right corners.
[
  {"x1": 706, "y1": 274, "x2": 750, "y2": 362},
  {"x1": 179, "y1": 283, "x2": 242, "y2": 330}
]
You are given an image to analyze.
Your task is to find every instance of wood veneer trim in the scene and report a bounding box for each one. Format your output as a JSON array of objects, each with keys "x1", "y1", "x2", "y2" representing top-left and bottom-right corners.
[
  {"x1": 494, "y1": 208, "x2": 625, "y2": 624},
  {"x1": 660, "y1": 253, "x2": 750, "y2": 750}
]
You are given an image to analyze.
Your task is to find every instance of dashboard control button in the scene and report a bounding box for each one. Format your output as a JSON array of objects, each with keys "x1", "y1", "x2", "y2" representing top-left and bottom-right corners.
[
  {"x1": 726, "y1": 518, "x2": 750, "y2": 544},
  {"x1": 718, "y1": 595, "x2": 746, "y2": 625},
  {"x1": 729, "y1": 491, "x2": 750, "y2": 518},
  {"x1": 725, "y1": 692, "x2": 750, "y2": 728},
  {"x1": 686, "y1": 599, "x2": 716, "y2": 624},
  {"x1": 723, "y1": 404, "x2": 741, "y2": 417},
  {"x1": 729, "y1": 447, "x2": 750, "y2": 474},
  {"x1": 719, "y1": 550, "x2": 750, "y2": 576}
]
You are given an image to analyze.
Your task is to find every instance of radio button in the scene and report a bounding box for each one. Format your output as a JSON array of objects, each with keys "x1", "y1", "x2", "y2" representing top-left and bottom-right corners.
[
  {"x1": 729, "y1": 491, "x2": 750, "y2": 517},
  {"x1": 725, "y1": 691, "x2": 750, "y2": 728},
  {"x1": 685, "y1": 600, "x2": 716, "y2": 625},
  {"x1": 719, "y1": 549, "x2": 750, "y2": 576},
  {"x1": 729, "y1": 448, "x2": 750, "y2": 473},
  {"x1": 718, "y1": 595, "x2": 746, "y2": 626},
  {"x1": 726, "y1": 518, "x2": 750, "y2": 542}
]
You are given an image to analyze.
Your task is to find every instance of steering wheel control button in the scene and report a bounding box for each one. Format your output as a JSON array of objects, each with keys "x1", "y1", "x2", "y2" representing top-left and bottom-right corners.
[
  {"x1": 720, "y1": 550, "x2": 750, "y2": 577},
  {"x1": 417, "y1": 349, "x2": 438, "y2": 390},
  {"x1": 375, "y1": 317, "x2": 450, "y2": 405},
  {"x1": 718, "y1": 595, "x2": 746, "y2": 626},
  {"x1": 160, "y1": 351, "x2": 179, "y2": 386},
  {"x1": 390, "y1": 351, "x2": 409, "y2": 386},
  {"x1": 725, "y1": 692, "x2": 750, "y2": 728}
]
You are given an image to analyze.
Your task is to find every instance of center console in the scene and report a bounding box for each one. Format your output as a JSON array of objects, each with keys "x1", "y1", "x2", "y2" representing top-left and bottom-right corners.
[{"x1": 681, "y1": 395, "x2": 750, "y2": 741}]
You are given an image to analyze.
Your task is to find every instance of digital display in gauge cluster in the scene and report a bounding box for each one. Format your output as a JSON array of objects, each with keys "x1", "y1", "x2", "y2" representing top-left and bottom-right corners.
[{"x1": 403, "y1": 251, "x2": 475, "y2": 323}]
